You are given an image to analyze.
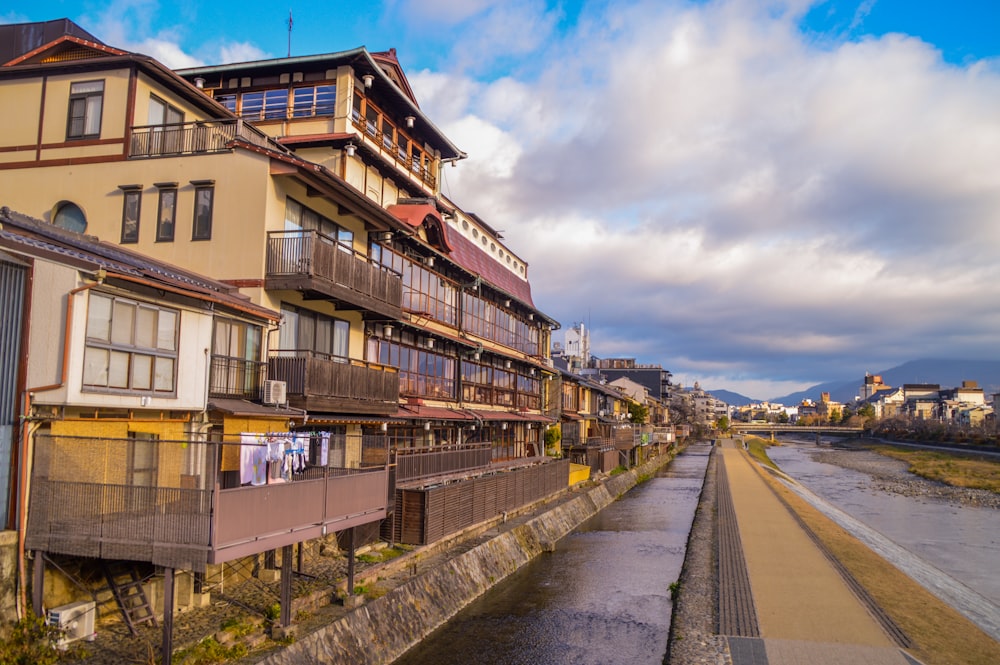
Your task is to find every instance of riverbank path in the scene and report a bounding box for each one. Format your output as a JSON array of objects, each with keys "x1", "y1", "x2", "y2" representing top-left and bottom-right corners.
[{"x1": 717, "y1": 439, "x2": 919, "y2": 665}]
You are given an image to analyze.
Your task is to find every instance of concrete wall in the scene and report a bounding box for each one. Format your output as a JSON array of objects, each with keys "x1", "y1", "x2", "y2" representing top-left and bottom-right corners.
[{"x1": 258, "y1": 451, "x2": 675, "y2": 665}]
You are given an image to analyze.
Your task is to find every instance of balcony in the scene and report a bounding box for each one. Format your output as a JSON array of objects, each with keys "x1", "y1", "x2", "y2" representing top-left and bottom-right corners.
[
  {"x1": 25, "y1": 434, "x2": 390, "y2": 570},
  {"x1": 393, "y1": 443, "x2": 492, "y2": 486},
  {"x1": 266, "y1": 231, "x2": 403, "y2": 320},
  {"x1": 208, "y1": 356, "x2": 267, "y2": 401},
  {"x1": 129, "y1": 119, "x2": 274, "y2": 158},
  {"x1": 268, "y1": 351, "x2": 399, "y2": 415}
]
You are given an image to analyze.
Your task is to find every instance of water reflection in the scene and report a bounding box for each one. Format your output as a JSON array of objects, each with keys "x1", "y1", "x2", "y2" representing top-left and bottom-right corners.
[
  {"x1": 768, "y1": 439, "x2": 1000, "y2": 604},
  {"x1": 394, "y1": 444, "x2": 711, "y2": 665}
]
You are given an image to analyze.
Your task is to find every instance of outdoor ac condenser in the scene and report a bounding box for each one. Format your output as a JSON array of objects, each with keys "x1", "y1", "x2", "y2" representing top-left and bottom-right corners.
[
  {"x1": 263, "y1": 379, "x2": 287, "y2": 406},
  {"x1": 47, "y1": 600, "x2": 97, "y2": 648}
]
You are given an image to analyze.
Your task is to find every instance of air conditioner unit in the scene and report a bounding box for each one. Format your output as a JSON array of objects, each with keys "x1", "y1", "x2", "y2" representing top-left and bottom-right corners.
[
  {"x1": 47, "y1": 600, "x2": 96, "y2": 648},
  {"x1": 263, "y1": 380, "x2": 287, "y2": 406}
]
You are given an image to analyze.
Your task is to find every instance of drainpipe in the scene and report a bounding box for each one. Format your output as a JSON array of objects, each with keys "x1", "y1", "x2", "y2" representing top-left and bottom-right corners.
[{"x1": 17, "y1": 269, "x2": 105, "y2": 619}]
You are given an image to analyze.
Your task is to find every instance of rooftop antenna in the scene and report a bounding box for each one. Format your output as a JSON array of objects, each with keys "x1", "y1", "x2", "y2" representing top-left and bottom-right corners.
[{"x1": 287, "y1": 10, "x2": 293, "y2": 58}]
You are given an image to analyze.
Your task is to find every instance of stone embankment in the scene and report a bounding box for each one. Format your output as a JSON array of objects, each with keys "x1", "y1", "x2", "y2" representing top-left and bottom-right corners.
[
  {"x1": 255, "y1": 450, "x2": 679, "y2": 665},
  {"x1": 815, "y1": 442, "x2": 1000, "y2": 509}
]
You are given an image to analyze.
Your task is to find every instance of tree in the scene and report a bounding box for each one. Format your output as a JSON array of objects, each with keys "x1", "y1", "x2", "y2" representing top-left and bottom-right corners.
[
  {"x1": 715, "y1": 415, "x2": 730, "y2": 432},
  {"x1": 777, "y1": 411, "x2": 790, "y2": 424},
  {"x1": 628, "y1": 401, "x2": 649, "y2": 424}
]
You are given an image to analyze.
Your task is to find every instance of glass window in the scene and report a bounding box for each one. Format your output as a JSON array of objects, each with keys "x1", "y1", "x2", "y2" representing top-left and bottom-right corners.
[
  {"x1": 120, "y1": 188, "x2": 141, "y2": 243},
  {"x1": 83, "y1": 293, "x2": 179, "y2": 394},
  {"x1": 192, "y1": 185, "x2": 214, "y2": 240},
  {"x1": 215, "y1": 94, "x2": 237, "y2": 113},
  {"x1": 156, "y1": 186, "x2": 177, "y2": 241},
  {"x1": 148, "y1": 95, "x2": 183, "y2": 125},
  {"x1": 240, "y1": 91, "x2": 264, "y2": 118},
  {"x1": 53, "y1": 202, "x2": 87, "y2": 233},
  {"x1": 67, "y1": 80, "x2": 104, "y2": 139},
  {"x1": 293, "y1": 85, "x2": 335, "y2": 117},
  {"x1": 263, "y1": 89, "x2": 288, "y2": 119}
]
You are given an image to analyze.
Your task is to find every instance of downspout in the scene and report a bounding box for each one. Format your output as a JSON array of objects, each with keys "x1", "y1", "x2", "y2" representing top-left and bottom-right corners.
[{"x1": 17, "y1": 269, "x2": 105, "y2": 619}]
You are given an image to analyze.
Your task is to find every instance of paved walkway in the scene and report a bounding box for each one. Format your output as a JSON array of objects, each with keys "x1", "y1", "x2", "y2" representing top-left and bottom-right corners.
[{"x1": 718, "y1": 440, "x2": 919, "y2": 665}]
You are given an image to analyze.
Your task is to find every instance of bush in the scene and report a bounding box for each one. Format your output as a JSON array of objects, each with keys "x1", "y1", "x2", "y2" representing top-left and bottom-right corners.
[{"x1": 0, "y1": 611, "x2": 77, "y2": 665}]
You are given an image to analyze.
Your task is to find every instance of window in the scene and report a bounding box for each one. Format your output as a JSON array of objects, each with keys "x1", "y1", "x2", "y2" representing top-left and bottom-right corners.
[
  {"x1": 210, "y1": 318, "x2": 263, "y2": 397},
  {"x1": 284, "y1": 198, "x2": 353, "y2": 251},
  {"x1": 83, "y1": 292, "x2": 179, "y2": 394},
  {"x1": 292, "y1": 85, "x2": 335, "y2": 117},
  {"x1": 67, "y1": 80, "x2": 104, "y2": 139},
  {"x1": 191, "y1": 181, "x2": 215, "y2": 240},
  {"x1": 240, "y1": 90, "x2": 287, "y2": 120},
  {"x1": 148, "y1": 95, "x2": 183, "y2": 126},
  {"x1": 128, "y1": 433, "x2": 158, "y2": 487},
  {"x1": 279, "y1": 305, "x2": 349, "y2": 359},
  {"x1": 155, "y1": 183, "x2": 177, "y2": 241},
  {"x1": 53, "y1": 201, "x2": 87, "y2": 233},
  {"x1": 215, "y1": 94, "x2": 237, "y2": 113},
  {"x1": 119, "y1": 185, "x2": 142, "y2": 243}
]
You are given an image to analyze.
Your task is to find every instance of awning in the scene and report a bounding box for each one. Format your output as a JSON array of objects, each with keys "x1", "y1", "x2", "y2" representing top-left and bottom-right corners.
[
  {"x1": 306, "y1": 413, "x2": 406, "y2": 425},
  {"x1": 395, "y1": 404, "x2": 475, "y2": 421},
  {"x1": 464, "y1": 409, "x2": 555, "y2": 424},
  {"x1": 207, "y1": 398, "x2": 303, "y2": 419}
]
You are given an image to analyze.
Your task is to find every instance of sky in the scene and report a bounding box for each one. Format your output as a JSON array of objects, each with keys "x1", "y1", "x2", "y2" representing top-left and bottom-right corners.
[{"x1": 5, "y1": 0, "x2": 1000, "y2": 400}]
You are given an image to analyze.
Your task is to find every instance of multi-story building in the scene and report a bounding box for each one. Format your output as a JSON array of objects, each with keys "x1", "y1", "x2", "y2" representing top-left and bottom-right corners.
[{"x1": 0, "y1": 17, "x2": 567, "y2": 650}]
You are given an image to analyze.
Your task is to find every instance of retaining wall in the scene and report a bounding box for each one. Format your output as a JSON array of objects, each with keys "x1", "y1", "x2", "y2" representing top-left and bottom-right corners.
[{"x1": 258, "y1": 449, "x2": 677, "y2": 665}]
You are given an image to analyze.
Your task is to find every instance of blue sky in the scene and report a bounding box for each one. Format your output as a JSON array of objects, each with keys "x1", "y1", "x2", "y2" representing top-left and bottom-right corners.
[{"x1": 5, "y1": 1, "x2": 1000, "y2": 399}]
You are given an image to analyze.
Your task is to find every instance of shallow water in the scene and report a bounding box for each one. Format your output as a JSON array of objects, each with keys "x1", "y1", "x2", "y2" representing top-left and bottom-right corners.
[
  {"x1": 394, "y1": 443, "x2": 711, "y2": 665},
  {"x1": 768, "y1": 439, "x2": 1000, "y2": 604}
]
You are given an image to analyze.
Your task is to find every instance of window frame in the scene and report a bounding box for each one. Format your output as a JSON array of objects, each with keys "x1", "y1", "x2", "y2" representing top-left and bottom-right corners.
[
  {"x1": 155, "y1": 182, "x2": 178, "y2": 242},
  {"x1": 82, "y1": 291, "x2": 180, "y2": 396},
  {"x1": 66, "y1": 79, "x2": 104, "y2": 140},
  {"x1": 191, "y1": 180, "x2": 215, "y2": 240},
  {"x1": 119, "y1": 185, "x2": 142, "y2": 243}
]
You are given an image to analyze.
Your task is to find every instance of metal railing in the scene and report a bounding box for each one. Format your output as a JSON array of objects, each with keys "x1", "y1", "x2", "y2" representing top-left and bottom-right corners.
[
  {"x1": 208, "y1": 356, "x2": 267, "y2": 400},
  {"x1": 129, "y1": 119, "x2": 275, "y2": 158},
  {"x1": 393, "y1": 442, "x2": 492, "y2": 484},
  {"x1": 25, "y1": 434, "x2": 389, "y2": 570}
]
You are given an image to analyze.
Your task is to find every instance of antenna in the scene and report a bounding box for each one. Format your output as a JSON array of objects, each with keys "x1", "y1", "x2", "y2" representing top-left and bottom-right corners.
[{"x1": 287, "y1": 10, "x2": 293, "y2": 58}]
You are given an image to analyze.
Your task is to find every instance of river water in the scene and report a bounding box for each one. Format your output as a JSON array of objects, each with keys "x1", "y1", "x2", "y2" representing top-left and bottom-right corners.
[
  {"x1": 767, "y1": 438, "x2": 1000, "y2": 605},
  {"x1": 394, "y1": 443, "x2": 712, "y2": 665}
]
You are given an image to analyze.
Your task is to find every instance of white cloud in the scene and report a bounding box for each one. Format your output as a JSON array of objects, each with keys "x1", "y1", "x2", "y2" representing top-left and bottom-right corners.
[{"x1": 413, "y1": 0, "x2": 1000, "y2": 393}]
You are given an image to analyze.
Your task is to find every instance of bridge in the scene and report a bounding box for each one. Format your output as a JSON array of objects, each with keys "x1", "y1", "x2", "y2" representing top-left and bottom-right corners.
[{"x1": 729, "y1": 423, "x2": 865, "y2": 443}]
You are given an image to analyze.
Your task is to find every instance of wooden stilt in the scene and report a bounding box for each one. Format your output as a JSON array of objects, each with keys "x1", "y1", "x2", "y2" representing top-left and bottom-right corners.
[
  {"x1": 161, "y1": 567, "x2": 174, "y2": 665},
  {"x1": 346, "y1": 527, "x2": 356, "y2": 597},
  {"x1": 280, "y1": 545, "x2": 292, "y2": 627}
]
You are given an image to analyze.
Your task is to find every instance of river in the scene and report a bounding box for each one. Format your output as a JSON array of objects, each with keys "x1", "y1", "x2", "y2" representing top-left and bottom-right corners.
[
  {"x1": 393, "y1": 443, "x2": 711, "y2": 665},
  {"x1": 767, "y1": 438, "x2": 1000, "y2": 606}
]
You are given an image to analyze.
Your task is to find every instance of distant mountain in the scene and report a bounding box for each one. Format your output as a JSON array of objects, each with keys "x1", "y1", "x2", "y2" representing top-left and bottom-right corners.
[
  {"x1": 707, "y1": 389, "x2": 755, "y2": 406},
  {"x1": 769, "y1": 358, "x2": 1000, "y2": 405}
]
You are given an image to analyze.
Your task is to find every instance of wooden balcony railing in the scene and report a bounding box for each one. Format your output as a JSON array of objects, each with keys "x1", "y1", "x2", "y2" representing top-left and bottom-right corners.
[
  {"x1": 266, "y1": 231, "x2": 403, "y2": 318},
  {"x1": 129, "y1": 119, "x2": 274, "y2": 158},
  {"x1": 268, "y1": 351, "x2": 399, "y2": 414},
  {"x1": 25, "y1": 434, "x2": 389, "y2": 570}
]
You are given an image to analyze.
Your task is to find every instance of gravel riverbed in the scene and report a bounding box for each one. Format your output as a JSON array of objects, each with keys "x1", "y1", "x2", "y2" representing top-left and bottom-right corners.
[{"x1": 811, "y1": 442, "x2": 1000, "y2": 509}]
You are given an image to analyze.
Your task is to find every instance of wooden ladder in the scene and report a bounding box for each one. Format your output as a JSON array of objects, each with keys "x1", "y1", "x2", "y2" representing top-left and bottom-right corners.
[{"x1": 101, "y1": 562, "x2": 158, "y2": 636}]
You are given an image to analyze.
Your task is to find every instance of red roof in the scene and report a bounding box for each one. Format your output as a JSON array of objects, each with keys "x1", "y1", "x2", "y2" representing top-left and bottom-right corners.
[{"x1": 446, "y1": 230, "x2": 534, "y2": 307}]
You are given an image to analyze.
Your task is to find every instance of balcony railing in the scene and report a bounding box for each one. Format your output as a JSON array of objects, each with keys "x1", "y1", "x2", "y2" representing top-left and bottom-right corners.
[
  {"x1": 25, "y1": 434, "x2": 389, "y2": 570},
  {"x1": 350, "y1": 107, "x2": 437, "y2": 190},
  {"x1": 129, "y1": 119, "x2": 275, "y2": 158},
  {"x1": 393, "y1": 442, "x2": 492, "y2": 485},
  {"x1": 208, "y1": 356, "x2": 267, "y2": 400},
  {"x1": 266, "y1": 231, "x2": 403, "y2": 318},
  {"x1": 268, "y1": 351, "x2": 399, "y2": 414}
]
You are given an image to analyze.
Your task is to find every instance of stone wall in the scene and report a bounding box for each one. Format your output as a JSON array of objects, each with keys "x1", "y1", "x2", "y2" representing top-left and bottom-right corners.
[
  {"x1": 0, "y1": 530, "x2": 18, "y2": 627},
  {"x1": 259, "y1": 451, "x2": 676, "y2": 665}
]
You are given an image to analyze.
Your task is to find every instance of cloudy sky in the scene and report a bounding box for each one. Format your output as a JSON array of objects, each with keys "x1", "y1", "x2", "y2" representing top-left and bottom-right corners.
[{"x1": 7, "y1": 0, "x2": 1000, "y2": 399}]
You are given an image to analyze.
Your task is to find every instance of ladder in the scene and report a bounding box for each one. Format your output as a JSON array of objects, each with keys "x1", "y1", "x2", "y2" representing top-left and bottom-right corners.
[{"x1": 101, "y1": 562, "x2": 158, "y2": 636}]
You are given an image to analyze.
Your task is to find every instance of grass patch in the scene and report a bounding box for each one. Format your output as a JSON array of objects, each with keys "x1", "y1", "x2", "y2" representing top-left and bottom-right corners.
[
  {"x1": 356, "y1": 544, "x2": 413, "y2": 565},
  {"x1": 744, "y1": 437, "x2": 779, "y2": 470},
  {"x1": 872, "y1": 446, "x2": 1000, "y2": 493},
  {"x1": 753, "y1": 463, "x2": 1000, "y2": 665}
]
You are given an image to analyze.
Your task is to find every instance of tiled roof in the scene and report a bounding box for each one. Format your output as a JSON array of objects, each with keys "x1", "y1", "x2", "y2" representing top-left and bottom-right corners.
[
  {"x1": 0, "y1": 206, "x2": 277, "y2": 320},
  {"x1": 445, "y1": 229, "x2": 534, "y2": 307}
]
